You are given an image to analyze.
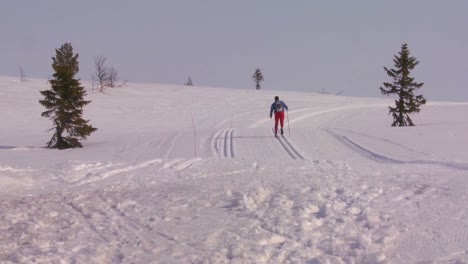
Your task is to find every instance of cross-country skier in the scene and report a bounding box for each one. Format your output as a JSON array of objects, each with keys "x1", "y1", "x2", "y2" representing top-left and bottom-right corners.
[{"x1": 270, "y1": 96, "x2": 288, "y2": 136}]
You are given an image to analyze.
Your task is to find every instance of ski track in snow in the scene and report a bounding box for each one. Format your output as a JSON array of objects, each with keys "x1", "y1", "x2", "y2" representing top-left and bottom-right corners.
[
  {"x1": 329, "y1": 129, "x2": 468, "y2": 171},
  {"x1": 282, "y1": 135, "x2": 305, "y2": 160},
  {"x1": 212, "y1": 128, "x2": 235, "y2": 158},
  {"x1": 164, "y1": 131, "x2": 183, "y2": 160},
  {"x1": 271, "y1": 128, "x2": 304, "y2": 160},
  {"x1": 287, "y1": 104, "x2": 386, "y2": 126},
  {"x1": 72, "y1": 158, "x2": 202, "y2": 185},
  {"x1": 331, "y1": 127, "x2": 428, "y2": 155},
  {"x1": 0, "y1": 158, "x2": 203, "y2": 195}
]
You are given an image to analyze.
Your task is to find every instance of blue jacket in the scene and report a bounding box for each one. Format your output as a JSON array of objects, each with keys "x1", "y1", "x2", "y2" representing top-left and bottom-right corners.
[{"x1": 270, "y1": 100, "x2": 288, "y2": 116}]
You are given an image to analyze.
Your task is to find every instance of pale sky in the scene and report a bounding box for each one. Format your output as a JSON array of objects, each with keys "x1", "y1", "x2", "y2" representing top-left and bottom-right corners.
[{"x1": 1, "y1": 1, "x2": 467, "y2": 101}]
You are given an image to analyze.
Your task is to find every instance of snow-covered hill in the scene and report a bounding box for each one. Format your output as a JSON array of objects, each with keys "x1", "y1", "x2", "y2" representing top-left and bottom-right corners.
[{"x1": 1, "y1": 76, "x2": 468, "y2": 263}]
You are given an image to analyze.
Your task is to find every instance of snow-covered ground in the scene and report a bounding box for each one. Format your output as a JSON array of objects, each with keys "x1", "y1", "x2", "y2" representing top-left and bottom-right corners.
[{"x1": 1, "y1": 76, "x2": 468, "y2": 263}]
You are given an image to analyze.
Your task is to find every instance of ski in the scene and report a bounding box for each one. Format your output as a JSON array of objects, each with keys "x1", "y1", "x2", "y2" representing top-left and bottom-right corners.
[
  {"x1": 272, "y1": 128, "x2": 278, "y2": 138},
  {"x1": 272, "y1": 128, "x2": 284, "y2": 138}
]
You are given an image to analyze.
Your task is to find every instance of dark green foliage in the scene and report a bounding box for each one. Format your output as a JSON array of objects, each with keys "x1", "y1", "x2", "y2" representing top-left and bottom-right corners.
[
  {"x1": 380, "y1": 44, "x2": 427, "y2": 126},
  {"x1": 39, "y1": 43, "x2": 97, "y2": 149},
  {"x1": 252, "y1": 68, "x2": 264, "y2": 90}
]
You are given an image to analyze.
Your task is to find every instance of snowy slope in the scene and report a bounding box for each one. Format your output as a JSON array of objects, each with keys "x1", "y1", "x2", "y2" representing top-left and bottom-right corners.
[{"x1": 1, "y1": 76, "x2": 468, "y2": 263}]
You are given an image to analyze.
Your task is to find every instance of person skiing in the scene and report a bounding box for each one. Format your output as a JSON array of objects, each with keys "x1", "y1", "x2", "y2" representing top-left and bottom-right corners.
[{"x1": 270, "y1": 96, "x2": 288, "y2": 136}]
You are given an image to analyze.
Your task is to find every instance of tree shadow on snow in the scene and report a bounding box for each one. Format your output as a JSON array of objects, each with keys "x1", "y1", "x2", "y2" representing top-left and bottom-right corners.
[
  {"x1": 0, "y1": 145, "x2": 37, "y2": 150},
  {"x1": 0, "y1": 146, "x2": 16, "y2": 149}
]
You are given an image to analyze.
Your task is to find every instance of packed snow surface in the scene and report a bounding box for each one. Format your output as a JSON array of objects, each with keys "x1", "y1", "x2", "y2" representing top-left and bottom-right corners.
[{"x1": 1, "y1": 76, "x2": 468, "y2": 263}]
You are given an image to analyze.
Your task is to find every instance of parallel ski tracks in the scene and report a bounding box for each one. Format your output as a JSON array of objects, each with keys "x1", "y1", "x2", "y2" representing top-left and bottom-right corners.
[
  {"x1": 271, "y1": 128, "x2": 304, "y2": 160},
  {"x1": 212, "y1": 127, "x2": 305, "y2": 160},
  {"x1": 212, "y1": 128, "x2": 235, "y2": 158}
]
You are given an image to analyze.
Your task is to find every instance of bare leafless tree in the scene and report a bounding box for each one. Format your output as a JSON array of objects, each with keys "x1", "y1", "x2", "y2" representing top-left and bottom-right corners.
[
  {"x1": 118, "y1": 80, "x2": 128, "y2": 88},
  {"x1": 184, "y1": 77, "x2": 193, "y2": 86},
  {"x1": 18, "y1": 65, "x2": 26, "y2": 82},
  {"x1": 108, "y1": 67, "x2": 119, "y2": 88},
  {"x1": 93, "y1": 56, "x2": 108, "y2": 93}
]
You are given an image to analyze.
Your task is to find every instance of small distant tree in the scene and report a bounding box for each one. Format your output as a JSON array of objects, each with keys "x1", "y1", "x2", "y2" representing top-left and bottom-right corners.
[
  {"x1": 18, "y1": 65, "x2": 26, "y2": 82},
  {"x1": 108, "y1": 67, "x2": 119, "y2": 88},
  {"x1": 93, "y1": 56, "x2": 108, "y2": 93},
  {"x1": 39, "y1": 43, "x2": 97, "y2": 149},
  {"x1": 184, "y1": 77, "x2": 193, "y2": 86},
  {"x1": 252, "y1": 68, "x2": 264, "y2": 90},
  {"x1": 380, "y1": 43, "x2": 426, "y2": 126},
  {"x1": 93, "y1": 57, "x2": 123, "y2": 90}
]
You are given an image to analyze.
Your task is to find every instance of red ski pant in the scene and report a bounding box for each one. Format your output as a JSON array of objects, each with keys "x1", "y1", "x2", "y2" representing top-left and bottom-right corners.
[{"x1": 274, "y1": 111, "x2": 285, "y2": 134}]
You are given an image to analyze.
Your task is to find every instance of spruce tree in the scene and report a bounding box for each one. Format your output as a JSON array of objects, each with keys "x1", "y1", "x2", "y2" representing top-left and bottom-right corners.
[
  {"x1": 39, "y1": 43, "x2": 97, "y2": 149},
  {"x1": 252, "y1": 68, "x2": 264, "y2": 90},
  {"x1": 380, "y1": 43, "x2": 427, "y2": 126}
]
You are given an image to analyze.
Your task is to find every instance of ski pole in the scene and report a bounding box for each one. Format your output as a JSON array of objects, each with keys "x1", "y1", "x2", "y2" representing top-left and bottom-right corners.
[{"x1": 287, "y1": 110, "x2": 291, "y2": 137}]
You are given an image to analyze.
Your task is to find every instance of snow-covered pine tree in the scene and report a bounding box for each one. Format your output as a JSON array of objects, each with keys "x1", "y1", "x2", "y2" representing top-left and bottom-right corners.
[
  {"x1": 252, "y1": 68, "x2": 264, "y2": 90},
  {"x1": 380, "y1": 43, "x2": 427, "y2": 126},
  {"x1": 39, "y1": 43, "x2": 97, "y2": 149}
]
